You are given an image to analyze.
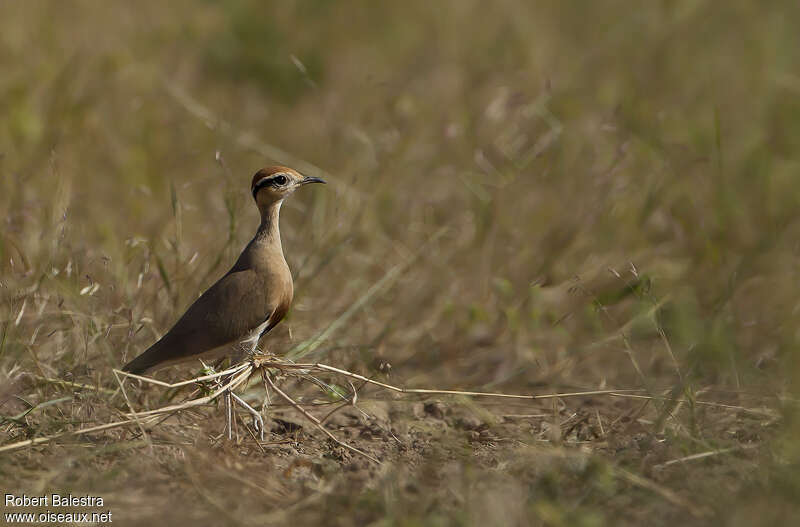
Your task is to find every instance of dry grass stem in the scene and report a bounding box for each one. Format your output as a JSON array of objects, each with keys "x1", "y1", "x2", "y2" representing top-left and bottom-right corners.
[
  {"x1": 31, "y1": 375, "x2": 117, "y2": 395},
  {"x1": 261, "y1": 359, "x2": 643, "y2": 401},
  {"x1": 608, "y1": 393, "x2": 778, "y2": 418},
  {"x1": 616, "y1": 468, "x2": 712, "y2": 519},
  {"x1": 114, "y1": 363, "x2": 251, "y2": 388},
  {"x1": 653, "y1": 444, "x2": 759, "y2": 470},
  {"x1": 124, "y1": 365, "x2": 254, "y2": 419},
  {"x1": 0, "y1": 415, "x2": 161, "y2": 454}
]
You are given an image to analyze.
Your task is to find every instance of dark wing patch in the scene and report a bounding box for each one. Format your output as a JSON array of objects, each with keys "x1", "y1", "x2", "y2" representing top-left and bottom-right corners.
[
  {"x1": 127, "y1": 268, "x2": 275, "y2": 370},
  {"x1": 259, "y1": 296, "x2": 291, "y2": 340}
]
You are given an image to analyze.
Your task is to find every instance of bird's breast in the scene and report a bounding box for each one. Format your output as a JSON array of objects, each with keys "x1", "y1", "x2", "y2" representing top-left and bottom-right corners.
[{"x1": 237, "y1": 265, "x2": 293, "y2": 352}]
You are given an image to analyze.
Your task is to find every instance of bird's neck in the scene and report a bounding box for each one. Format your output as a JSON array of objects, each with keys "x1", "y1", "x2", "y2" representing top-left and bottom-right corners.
[
  {"x1": 232, "y1": 200, "x2": 286, "y2": 273},
  {"x1": 255, "y1": 200, "x2": 283, "y2": 247}
]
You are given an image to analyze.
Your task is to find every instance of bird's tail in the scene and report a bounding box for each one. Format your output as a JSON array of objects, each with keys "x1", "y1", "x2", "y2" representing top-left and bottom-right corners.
[{"x1": 121, "y1": 347, "x2": 160, "y2": 375}]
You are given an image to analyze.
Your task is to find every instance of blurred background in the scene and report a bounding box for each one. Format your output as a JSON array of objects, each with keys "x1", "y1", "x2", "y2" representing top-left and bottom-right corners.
[{"x1": 1, "y1": 1, "x2": 799, "y2": 525}]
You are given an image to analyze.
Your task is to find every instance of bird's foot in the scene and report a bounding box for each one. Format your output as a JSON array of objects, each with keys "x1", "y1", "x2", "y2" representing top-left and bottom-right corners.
[
  {"x1": 230, "y1": 391, "x2": 265, "y2": 441},
  {"x1": 222, "y1": 386, "x2": 265, "y2": 441},
  {"x1": 250, "y1": 349, "x2": 280, "y2": 368}
]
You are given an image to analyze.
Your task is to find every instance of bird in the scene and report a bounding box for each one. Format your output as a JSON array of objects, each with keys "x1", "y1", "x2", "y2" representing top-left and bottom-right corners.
[{"x1": 122, "y1": 166, "x2": 325, "y2": 375}]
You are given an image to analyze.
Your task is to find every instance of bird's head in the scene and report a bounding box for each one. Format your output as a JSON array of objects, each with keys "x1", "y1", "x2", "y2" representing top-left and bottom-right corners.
[{"x1": 251, "y1": 166, "x2": 325, "y2": 208}]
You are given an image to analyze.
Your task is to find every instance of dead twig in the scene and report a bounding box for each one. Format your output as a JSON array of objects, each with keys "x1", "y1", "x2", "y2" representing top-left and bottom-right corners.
[{"x1": 262, "y1": 370, "x2": 379, "y2": 464}]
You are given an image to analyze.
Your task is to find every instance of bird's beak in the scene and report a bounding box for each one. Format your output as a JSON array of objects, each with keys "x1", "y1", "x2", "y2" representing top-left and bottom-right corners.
[{"x1": 300, "y1": 176, "x2": 326, "y2": 186}]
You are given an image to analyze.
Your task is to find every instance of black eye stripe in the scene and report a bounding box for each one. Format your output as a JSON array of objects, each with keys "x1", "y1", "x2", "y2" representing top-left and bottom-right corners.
[
  {"x1": 251, "y1": 178, "x2": 270, "y2": 198},
  {"x1": 251, "y1": 174, "x2": 290, "y2": 198}
]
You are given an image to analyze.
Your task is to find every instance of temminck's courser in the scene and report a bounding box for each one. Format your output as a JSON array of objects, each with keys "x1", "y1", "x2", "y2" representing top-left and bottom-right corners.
[{"x1": 122, "y1": 166, "x2": 324, "y2": 375}]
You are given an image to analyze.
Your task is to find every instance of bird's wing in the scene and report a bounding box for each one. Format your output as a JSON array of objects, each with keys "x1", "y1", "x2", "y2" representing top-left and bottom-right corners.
[
  {"x1": 123, "y1": 268, "x2": 282, "y2": 373},
  {"x1": 169, "y1": 268, "x2": 275, "y2": 346}
]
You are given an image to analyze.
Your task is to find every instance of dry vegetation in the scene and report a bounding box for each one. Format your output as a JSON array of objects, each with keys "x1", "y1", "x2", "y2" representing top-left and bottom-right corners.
[{"x1": 2, "y1": 1, "x2": 800, "y2": 525}]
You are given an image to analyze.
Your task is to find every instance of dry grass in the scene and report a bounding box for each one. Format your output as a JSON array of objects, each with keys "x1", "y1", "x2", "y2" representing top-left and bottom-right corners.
[{"x1": 2, "y1": 1, "x2": 800, "y2": 525}]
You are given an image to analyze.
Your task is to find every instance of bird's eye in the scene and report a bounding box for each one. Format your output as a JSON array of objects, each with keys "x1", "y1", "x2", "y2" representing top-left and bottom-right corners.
[{"x1": 273, "y1": 175, "x2": 288, "y2": 185}]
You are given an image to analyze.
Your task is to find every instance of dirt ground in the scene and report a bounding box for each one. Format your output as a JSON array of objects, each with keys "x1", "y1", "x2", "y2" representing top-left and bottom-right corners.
[{"x1": 1, "y1": 357, "x2": 781, "y2": 526}]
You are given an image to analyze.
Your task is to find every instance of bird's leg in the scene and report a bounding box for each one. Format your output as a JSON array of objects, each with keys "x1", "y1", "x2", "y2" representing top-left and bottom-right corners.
[
  {"x1": 197, "y1": 361, "x2": 234, "y2": 441},
  {"x1": 218, "y1": 342, "x2": 266, "y2": 441},
  {"x1": 225, "y1": 388, "x2": 233, "y2": 440},
  {"x1": 242, "y1": 344, "x2": 267, "y2": 439},
  {"x1": 230, "y1": 392, "x2": 265, "y2": 441},
  {"x1": 221, "y1": 343, "x2": 256, "y2": 441}
]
